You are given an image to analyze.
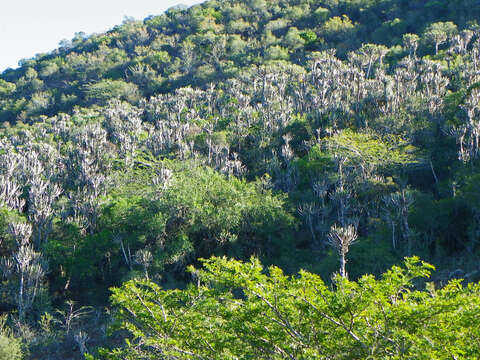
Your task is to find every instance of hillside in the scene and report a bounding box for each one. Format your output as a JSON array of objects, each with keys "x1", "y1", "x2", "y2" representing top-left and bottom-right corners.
[{"x1": 1, "y1": 0, "x2": 480, "y2": 358}]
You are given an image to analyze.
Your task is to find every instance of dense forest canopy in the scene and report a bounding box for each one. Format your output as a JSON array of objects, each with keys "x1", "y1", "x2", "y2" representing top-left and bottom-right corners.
[{"x1": 0, "y1": 0, "x2": 480, "y2": 358}]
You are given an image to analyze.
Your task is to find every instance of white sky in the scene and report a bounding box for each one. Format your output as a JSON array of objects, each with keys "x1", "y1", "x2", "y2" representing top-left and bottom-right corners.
[{"x1": 0, "y1": 0, "x2": 204, "y2": 72}]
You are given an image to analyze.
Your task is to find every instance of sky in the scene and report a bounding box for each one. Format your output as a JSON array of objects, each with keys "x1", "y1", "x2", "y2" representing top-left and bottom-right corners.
[{"x1": 0, "y1": 0, "x2": 204, "y2": 72}]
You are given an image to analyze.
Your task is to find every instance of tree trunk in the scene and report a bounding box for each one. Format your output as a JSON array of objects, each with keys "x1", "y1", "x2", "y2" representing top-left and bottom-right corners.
[
  {"x1": 19, "y1": 272, "x2": 24, "y2": 321},
  {"x1": 340, "y1": 252, "x2": 346, "y2": 278}
]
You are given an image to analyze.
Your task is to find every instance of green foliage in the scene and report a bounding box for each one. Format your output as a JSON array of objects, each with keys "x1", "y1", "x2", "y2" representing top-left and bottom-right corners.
[
  {"x1": 1, "y1": 0, "x2": 479, "y2": 118},
  {"x1": 300, "y1": 30, "x2": 317, "y2": 44},
  {"x1": 323, "y1": 129, "x2": 421, "y2": 171},
  {"x1": 265, "y1": 45, "x2": 290, "y2": 61},
  {"x1": 156, "y1": 166, "x2": 295, "y2": 260},
  {"x1": 0, "y1": 335, "x2": 23, "y2": 360},
  {"x1": 423, "y1": 21, "x2": 458, "y2": 53},
  {"x1": 284, "y1": 27, "x2": 306, "y2": 50},
  {"x1": 0, "y1": 208, "x2": 26, "y2": 254},
  {"x1": 296, "y1": 144, "x2": 333, "y2": 186},
  {"x1": 0, "y1": 317, "x2": 23, "y2": 360},
  {"x1": 99, "y1": 256, "x2": 480, "y2": 360},
  {"x1": 84, "y1": 79, "x2": 139, "y2": 104},
  {"x1": 47, "y1": 163, "x2": 294, "y2": 295},
  {"x1": 2, "y1": 0, "x2": 480, "y2": 357},
  {"x1": 322, "y1": 15, "x2": 355, "y2": 42},
  {"x1": 313, "y1": 6, "x2": 329, "y2": 23},
  {"x1": 0, "y1": 80, "x2": 16, "y2": 96}
]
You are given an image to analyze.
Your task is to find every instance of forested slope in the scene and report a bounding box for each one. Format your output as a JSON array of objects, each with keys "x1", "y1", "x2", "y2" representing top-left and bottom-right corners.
[{"x1": 0, "y1": 0, "x2": 480, "y2": 358}]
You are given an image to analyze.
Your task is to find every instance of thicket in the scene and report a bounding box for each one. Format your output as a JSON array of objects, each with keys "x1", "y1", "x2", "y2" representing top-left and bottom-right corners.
[{"x1": 0, "y1": 0, "x2": 480, "y2": 358}]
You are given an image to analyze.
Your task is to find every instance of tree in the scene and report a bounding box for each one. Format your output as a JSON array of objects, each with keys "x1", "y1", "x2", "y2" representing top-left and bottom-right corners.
[
  {"x1": 1, "y1": 223, "x2": 46, "y2": 321},
  {"x1": 84, "y1": 80, "x2": 139, "y2": 105},
  {"x1": 284, "y1": 27, "x2": 305, "y2": 51},
  {"x1": 0, "y1": 151, "x2": 25, "y2": 212},
  {"x1": 103, "y1": 100, "x2": 143, "y2": 167},
  {"x1": 98, "y1": 256, "x2": 480, "y2": 360},
  {"x1": 351, "y1": 43, "x2": 388, "y2": 78},
  {"x1": 322, "y1": 129, "x2": 421, "y2": 177},
  {"x1": 327, "y1": 223, "x2": 358, "y2": 278},
  {"x1": 403, "y1": 33, "x2": 419, "y2": 58},
  {"x1": 0, "y1": 80, "x2": 16, "y2": 97},
  {"x1": 383, "y1": 188, "x2": 415, "y2": 253},
  {"x1": 322, "y1": 15, "x2": 355, "y2": 43},
  {"x1": 423, "y1": 22, "x2": 458, "y2": 55},
  {"x1": 179, "y1": 39, "x2": 197, "y2": 74},
  {"x1": 27, "y1": 176, "x2": 62, "y2": 247}
]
